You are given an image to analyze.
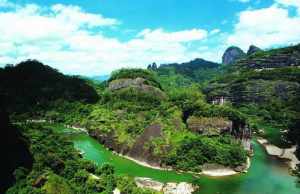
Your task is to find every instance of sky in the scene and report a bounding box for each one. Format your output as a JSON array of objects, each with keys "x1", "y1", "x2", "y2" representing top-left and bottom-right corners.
[{"x1": 0, "y1": 0, "x2": 300, "y2": 75}]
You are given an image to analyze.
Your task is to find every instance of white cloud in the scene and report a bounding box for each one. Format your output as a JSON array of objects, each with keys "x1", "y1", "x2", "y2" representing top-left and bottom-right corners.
[
  {"x1": 51, "y1": 4, "x2": 119, "y2": 28},
  {"x1": 0, "y1": 1, "x2": 209, "y2": 75},
  {"x1": 276, "y1": 0, "x2": 300, "y2": 7},
  {"x1": 276, "y1": 0, "x2": 300, "y2": 14},
  {"x1": 227, "y1": 3, "x2": 300, "y2": 50},
  {"x1": 136, "y1": 28, "x2": 207, "y2": 43},
  {"x1": 210, "y1": 29, "x2": 221, "y2": 35}
]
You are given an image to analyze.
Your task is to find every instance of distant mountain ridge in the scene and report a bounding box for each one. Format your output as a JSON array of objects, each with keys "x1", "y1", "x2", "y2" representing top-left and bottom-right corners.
[
  {"x1": 90, "y1": 75, "x2": 110, "y2": 82},
  {"x1": 152, "y1": 58, "x2": 221, "y2": 83},
  {"x1": 205, "y1": 43, "x2": 300, "y2": 148}
]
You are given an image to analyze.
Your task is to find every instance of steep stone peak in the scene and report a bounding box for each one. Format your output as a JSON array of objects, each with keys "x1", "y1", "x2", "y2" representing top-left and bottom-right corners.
[
  {"x1": 222, "y1": 46, "x2": 246, "y2": 65},
  {"x1": 247, "y1": 45, "x2": 262, "y2": 55}
]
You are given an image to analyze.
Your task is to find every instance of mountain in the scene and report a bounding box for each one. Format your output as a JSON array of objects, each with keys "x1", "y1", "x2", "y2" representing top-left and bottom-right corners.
[
  {"x1": 3, "y1": 44, "x2": 300, "y2": 193},
  {"x1": 222, "y1": 46, "x2": 246, "y2": 65},
  {"x1": 159, "y1": 58, "x2": 220, "y2": 71},
  {"x1": 0, "y1": 97, "x2": 33, "y2": 193},
  {"x1": 247, "y1": 45, "x2": 261, "y2": 55},
  {"x1": 235, "y1": 44, "x2": 300, "y2": 69},
  {"x1": 153, "y1": 58, "x2": 221, "y2": 84},
  {"x1": 0, "y1": 60, "x2": 99, "y2": 115},
  {"x1": 205, "y1": 43, "x2": 300, "y2": 147}
]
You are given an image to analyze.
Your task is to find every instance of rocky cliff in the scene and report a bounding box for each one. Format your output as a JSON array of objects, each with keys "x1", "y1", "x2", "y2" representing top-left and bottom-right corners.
[
  {"x1": 187, "y1": 116, "x2": 232, "y2": 136},
  {"x1": 222, "y1": 46, "x2": 246, "y2": 65},
  {"x1": 237, "y1": 44, "x2": 300, "y2": 69},
  {"x1": 89, "y1": 124, "x2": 164, "y2": 167},
  {"x1": 108, "y1": 77, "x2": 166, "y2": 100},
  {"x1": 135, "y1": 177, "x2": 197, "y2": 194},
  {"x1": 247, "y1": 45, "x2": 261, "y2": 55}
]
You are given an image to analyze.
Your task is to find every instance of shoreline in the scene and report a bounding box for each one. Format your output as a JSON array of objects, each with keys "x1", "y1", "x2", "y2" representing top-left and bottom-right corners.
[
  {"x1": 113, "y1": 151, "x2": 172, "y2": 171},
  {"x1": 257, "y1": 137, "x2": 299, "y2": 170},
  {"x1": 201, "y1": 157, "x2": 251, "y2": 177},
  {"x1": 113, "y1": 151, "x2": 251, "y2": 177}
]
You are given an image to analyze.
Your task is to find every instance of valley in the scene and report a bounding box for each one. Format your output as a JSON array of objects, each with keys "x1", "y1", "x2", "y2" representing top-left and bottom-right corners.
[{"x1": 1, "y1": 44, "x2": 300, "y2": 194}]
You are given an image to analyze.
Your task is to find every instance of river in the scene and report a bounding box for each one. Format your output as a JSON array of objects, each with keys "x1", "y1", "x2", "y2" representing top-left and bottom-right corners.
[{"x1": 54, "y1": 125, "x2": 300, "y2": 194}]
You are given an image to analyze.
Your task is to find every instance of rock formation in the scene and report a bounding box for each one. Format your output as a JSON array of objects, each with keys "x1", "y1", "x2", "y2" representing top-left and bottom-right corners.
[
  {"x1": 129, "y1": 124, "x2": 163, "y2": 166},
  {"x1": 134, "y1": 177, "x2": 197, "y2": 194},
  {"x1": 108, "y1": 77, "x2": 166, "y2": 100},
  {"x1": 187, "y1": 116, "x2": 232, "y2": 135},
  {"x1": 222, "y1": 46, "x2": 246, "y2": 65},
  {"x1": 247, "y1": 45, "x2": 261, "y2": 55}
]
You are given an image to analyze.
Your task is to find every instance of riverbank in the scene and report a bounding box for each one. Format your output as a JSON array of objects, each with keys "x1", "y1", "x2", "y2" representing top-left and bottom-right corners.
[
  {"x1": 201, "y1": 157, "x2": 251, "y2": 176},
  {"x1": 113, "y1": 150, "x2": 251, "y2": 177},
  {"x1": 257, "y1": 137, "x2": 299, "y2": 170},
  {"x1": 72, "y1": 131, "x2": 300, "y2": 194}
]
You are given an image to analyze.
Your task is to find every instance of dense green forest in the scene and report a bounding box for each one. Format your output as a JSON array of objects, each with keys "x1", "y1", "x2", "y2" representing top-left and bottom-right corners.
[
  {"x1": 1, "y1": 43, "x2": 300, "y2": 193},
  {"x1": 6, "y1": 123, "x2": 159, "y2": 194}
]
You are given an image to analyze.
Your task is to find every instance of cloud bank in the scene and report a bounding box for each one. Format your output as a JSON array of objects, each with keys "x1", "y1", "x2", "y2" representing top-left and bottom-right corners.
[
  {"x1": 1, "y1": 0, "x2": 300, "y2": 75},
  {"x1": 0, "y1": 2, "x2": 209, "y2": 75}
]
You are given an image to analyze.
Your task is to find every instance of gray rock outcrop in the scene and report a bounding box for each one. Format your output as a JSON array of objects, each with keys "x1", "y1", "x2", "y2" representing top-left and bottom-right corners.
[
  {"x1": 247, "y1": 45, "x2": 261, "y2": 55},
  {"x1": 222, "y1": 46, "x2": 246, "y2": 65},
  {"x1": 134, "y1": 177, "x2": 196, "y2": 194},
  {"x1": 108, "y1": 77, "x2": 166, "y2": 100}
]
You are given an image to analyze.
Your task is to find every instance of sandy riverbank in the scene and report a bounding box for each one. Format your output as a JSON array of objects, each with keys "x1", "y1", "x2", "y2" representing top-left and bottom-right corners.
[
  {"x1": 113, "y1": 151, "x2": 172, "y2": 171},
  {"x1": 257, "y1": 137, "x2": 299, "y2": 170},
  {"x1": 113, "y1": 151, "x2": 251, "y2": 177},
  {"x1": 201, "y1": 157, "x2": 251, "y2": 177}
]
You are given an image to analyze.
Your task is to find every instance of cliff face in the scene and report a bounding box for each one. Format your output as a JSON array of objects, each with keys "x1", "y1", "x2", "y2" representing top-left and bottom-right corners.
[
  {"x1": 108, "y1": 77, "x2": 166, "y2": 100},
  {"x1": 187, "y1": 116, "x2": 232, "y2": 136},
  {"x1": 89, "y1": 124, "x2": 164, "y2": 166},
  {"x1": 222, "y1": 46, "x2": 246, "y2": 65},
  {"x1": 237, "y1": 44, "x2": 300, "y2": 69},
  {"x1": 207, "y1": 44, "x2": 300, "y2": 105},
  {"x1": 247, "y1": 45, "x2": 261, "y2": 55},
  {"x1": 128, "y1": 124, "x2": 163, "y2": 166}
]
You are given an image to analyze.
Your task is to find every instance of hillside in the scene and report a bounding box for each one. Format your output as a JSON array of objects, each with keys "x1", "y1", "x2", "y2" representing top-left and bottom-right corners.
[
  {"x1": 0, "y1": 60, "x2": 99, "y2": 116},
  {"x1": 152, "y1": 58, "x2": 221, "y2": 85},
  {"x1": 3, "y1": 48, "x2": 299, "y2": 192},
  {"x1": 1, "y1": 64, "x2": 248, "y2": 176},
  {"x1": 0, "y1": 98, "x2": 33, "y2": 193},
  {"x1": 88, "y1": 69, "x2": 248, "y2": 171},
  {"x1": 204, "y1": 44, "x2": 300, "y2": 148}
]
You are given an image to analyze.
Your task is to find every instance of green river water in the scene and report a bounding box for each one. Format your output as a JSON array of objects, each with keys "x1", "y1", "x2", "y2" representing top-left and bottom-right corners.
[{"x1": 56, "y1": 126, "x2": 300, "y2": 194}]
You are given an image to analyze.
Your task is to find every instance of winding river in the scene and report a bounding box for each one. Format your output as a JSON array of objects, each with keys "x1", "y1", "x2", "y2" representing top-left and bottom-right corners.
[{"x1": 55, "y1": 125, "x2": 300, "y2": 194}]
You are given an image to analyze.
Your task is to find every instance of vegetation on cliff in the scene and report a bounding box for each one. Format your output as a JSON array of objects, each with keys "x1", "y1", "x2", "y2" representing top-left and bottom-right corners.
[
  {"x1": 6, "y1": 123, "x2": 159, "y2": 194},
  {"x1": 204, "y1": 45, "x2": 300, "y2": 148},
  {"x1": 1, "y1": 63, "x2": 247, "y2": 180}
]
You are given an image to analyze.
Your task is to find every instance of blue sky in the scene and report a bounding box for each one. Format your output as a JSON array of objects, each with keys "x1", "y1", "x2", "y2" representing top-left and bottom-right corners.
[{"x1": 0, "y1": 0, "x2": 300, "y2": 75}]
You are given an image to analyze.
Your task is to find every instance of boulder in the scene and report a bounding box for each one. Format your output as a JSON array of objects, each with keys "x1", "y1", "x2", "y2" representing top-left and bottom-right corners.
[
  {"x1": 135, "y1": 177, "x2": 164, "y2": 191},
  {"x1": 113, "y1": 188, "x2": 121, "y2": 194},
  {"x1": 32, "y1": 175, "x2": 47, "y2": 188},
  {"x1": 108, "y1": 77, "x2": 166, "y2": 100},
  {"x1": 163, "y1": 182, "x2": 196, "y2": 194},
  {"x1": 108, "y1": 78, "x2": 145, "y2": 91},
  {"x1": 134, "y1": 177, "x2": 196, "y2": 194}
]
